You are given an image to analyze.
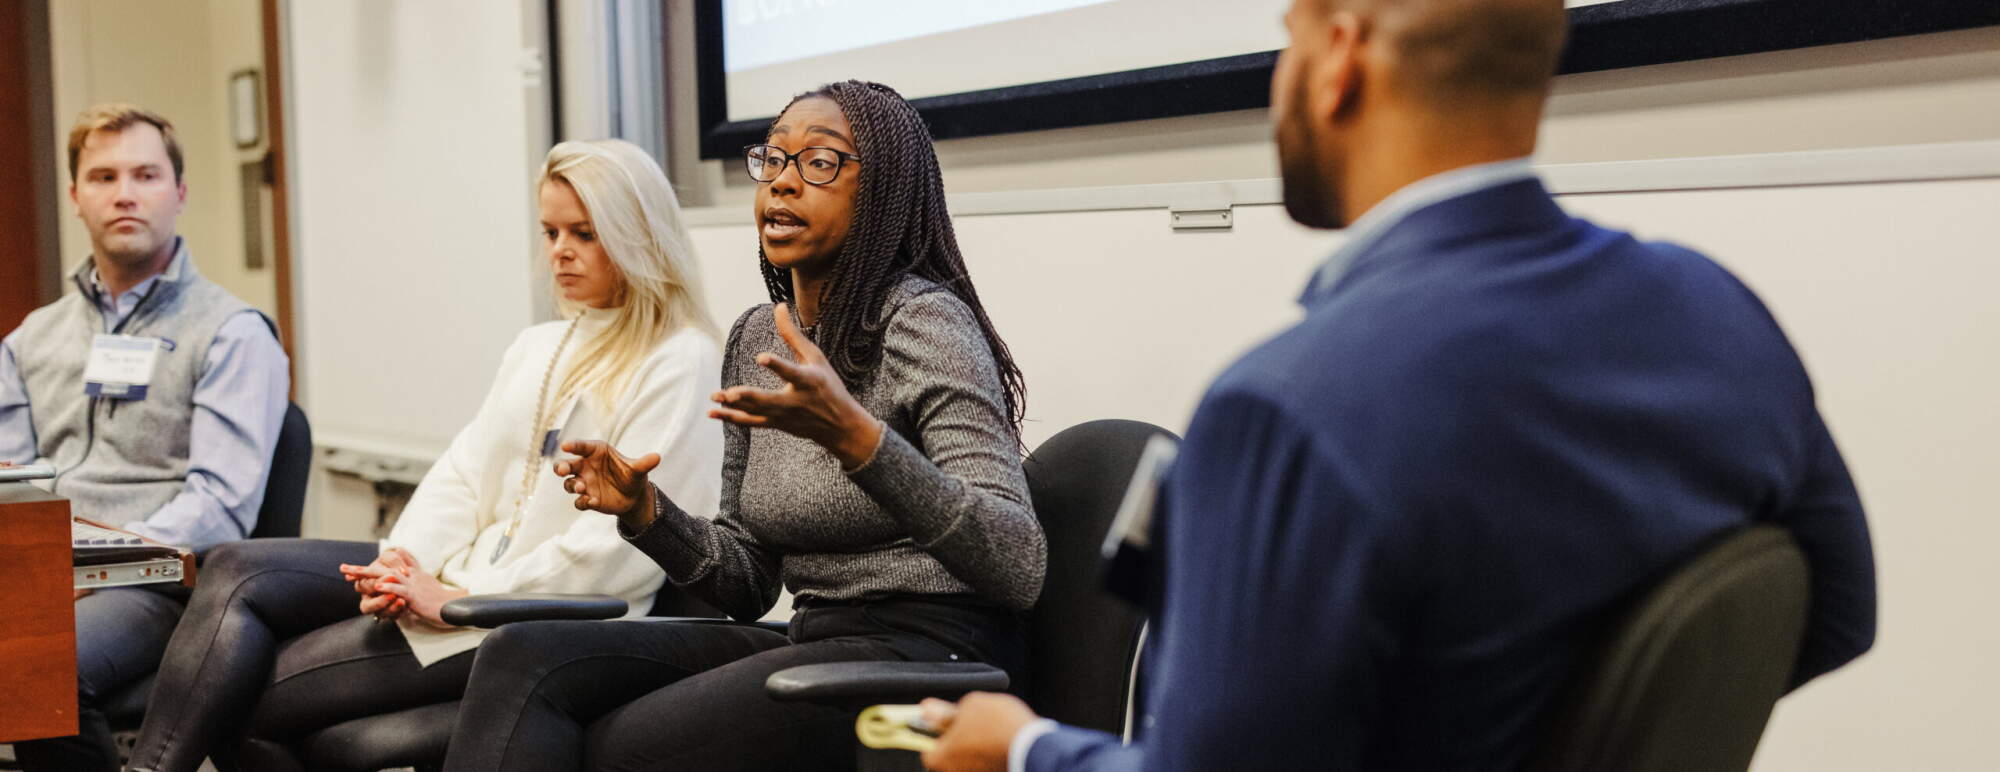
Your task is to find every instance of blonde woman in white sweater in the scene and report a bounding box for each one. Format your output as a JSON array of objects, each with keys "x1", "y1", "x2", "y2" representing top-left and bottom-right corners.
[{"x1": 125, "y1": 139, "x2": 723, "y2": 772}]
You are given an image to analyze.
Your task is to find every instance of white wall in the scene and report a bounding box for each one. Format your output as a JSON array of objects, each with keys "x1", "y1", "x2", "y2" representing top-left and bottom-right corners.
[
  {"x1": 683, "y1": 24, "x2": 2000, "y2": 212},
  {"x1": 204, "y1": 0, "x2": 277, "y2": 315},
  {"x1": 286, "y1": 0, "x2": 549, "y2": 539},
  {"x1": 684, "y1": 171, "x2": 2000, "y2": 770},
  {"x1": 1566, "y1": 179, "x2": 1999, "y2": 771},
  {"x1": 687, "y1": 206, "x2": 1337, "y2": 451},
  {"x1": 677, "y1": 25, "x2": 2000, "y2": 772}
]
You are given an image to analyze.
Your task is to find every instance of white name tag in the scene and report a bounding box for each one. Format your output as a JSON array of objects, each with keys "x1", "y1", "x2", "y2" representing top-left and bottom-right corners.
[
  {"x1": 541, "y1": 398, "x2": 583, "y2": 458},
  {"x1": 83, "y1": 334, "x2": 164, "y2": 399}
]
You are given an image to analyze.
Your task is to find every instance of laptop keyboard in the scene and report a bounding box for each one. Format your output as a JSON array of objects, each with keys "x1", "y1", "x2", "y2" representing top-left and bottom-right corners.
[{"x1": 73, "y1": 520, "x2": 146, "y2": 548}]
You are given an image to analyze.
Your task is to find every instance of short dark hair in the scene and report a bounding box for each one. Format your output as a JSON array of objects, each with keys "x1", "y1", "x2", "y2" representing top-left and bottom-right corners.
[{"x1": 1324, "y1": 0, "x2": 1568, "y2": 105}]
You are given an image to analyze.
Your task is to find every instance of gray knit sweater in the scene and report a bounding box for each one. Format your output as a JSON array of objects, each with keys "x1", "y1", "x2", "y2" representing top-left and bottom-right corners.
[{"x1": 626, "y1": 276, "x2": 1045, "y2": 621}]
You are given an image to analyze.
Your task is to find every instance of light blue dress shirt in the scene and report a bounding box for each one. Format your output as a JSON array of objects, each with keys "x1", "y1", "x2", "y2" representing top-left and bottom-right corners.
[{"x1": 0, "y1": 254, "x2": 290, "y2": 551}]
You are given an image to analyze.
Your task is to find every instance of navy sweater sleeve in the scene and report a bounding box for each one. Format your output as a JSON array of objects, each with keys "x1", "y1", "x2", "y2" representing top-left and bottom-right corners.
[
  {"x1": 1025, "y1": 726, "x2": 1139, "y2": 772},
  {"x1": 1028, "y1": 384, "x2": 1400, "y2": 772},
  {"x1": 1776, "y1": 412, "x2": 1877, "y2": 688}
]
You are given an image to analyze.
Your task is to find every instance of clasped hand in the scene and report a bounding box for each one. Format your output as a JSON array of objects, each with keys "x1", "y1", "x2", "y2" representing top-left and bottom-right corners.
[
  {"x1": 338, "y1": 547, "x2": 466, "y2": 629},
  {"x1": 556, "y1": 302, "x2": 882, "y2": 529}
]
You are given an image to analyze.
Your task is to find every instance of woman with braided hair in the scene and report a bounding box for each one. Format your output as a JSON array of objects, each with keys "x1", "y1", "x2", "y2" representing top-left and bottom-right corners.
[{"x1": 441, "y1": 81, "x2": 1043, "y2": 771}]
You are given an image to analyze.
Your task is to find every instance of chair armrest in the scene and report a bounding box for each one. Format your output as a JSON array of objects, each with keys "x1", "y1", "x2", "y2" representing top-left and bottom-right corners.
[
  {"x1": 440, "y1": 593, "x2": 628, "y2": 627},
  {"x1": 765, "y1": 661, "x2": 1009, "y2": 703},
  {"x1": 644, "y1": 616, "x2": 791, "y2": 636}
]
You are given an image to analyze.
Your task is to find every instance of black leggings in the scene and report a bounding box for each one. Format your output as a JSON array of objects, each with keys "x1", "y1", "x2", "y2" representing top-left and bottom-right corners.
[
  {"x1": 444, "y1": 598, "x2": 1028, "y2": 772},
  {"x1": 125, "y1": 539, "x2": 475, "y2": 772}
]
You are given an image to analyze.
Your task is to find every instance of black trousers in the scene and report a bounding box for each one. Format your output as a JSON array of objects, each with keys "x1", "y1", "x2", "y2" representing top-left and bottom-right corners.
[
  {"x1": 125, "y1": 539, "x2": 475, "y2": 772},
  {"x1": 444, "y1": 597, "x2": 1028, "y2": 772}
]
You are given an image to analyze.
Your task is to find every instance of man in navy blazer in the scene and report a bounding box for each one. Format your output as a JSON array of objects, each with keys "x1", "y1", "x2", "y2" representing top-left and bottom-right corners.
[{"x1": 920, "y1": 0, "x2": 1876, "y2": 770}]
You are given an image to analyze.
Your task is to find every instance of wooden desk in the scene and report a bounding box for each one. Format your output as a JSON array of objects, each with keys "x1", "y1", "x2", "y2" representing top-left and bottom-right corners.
[{"x1": 0, "y1": 482, "x2": 76, "y2": 743}]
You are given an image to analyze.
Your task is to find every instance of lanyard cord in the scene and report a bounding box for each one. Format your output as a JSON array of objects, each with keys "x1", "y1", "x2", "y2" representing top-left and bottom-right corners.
[{"x1": 491, "y1": 317, "x2": 581, "y2": 564}]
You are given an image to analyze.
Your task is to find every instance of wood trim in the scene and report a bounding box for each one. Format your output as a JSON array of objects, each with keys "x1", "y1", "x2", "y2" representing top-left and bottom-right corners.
[
  {"x1": 0, "y1": 484, "x2": 78, "y2": 743},
  {"x1": 261, "y1": 0, "x2": 297, "y2": 397},
  {"x1": 0, "y1": 1, "x2": 40, "y2": 332},
  {"x1": 25, "y1": 0, "x2": 58, "y2": 306}
]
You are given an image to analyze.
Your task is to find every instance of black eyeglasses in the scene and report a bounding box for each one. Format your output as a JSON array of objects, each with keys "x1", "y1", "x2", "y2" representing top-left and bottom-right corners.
[{"x1": 743, "y1": 144, "x2": 862, "y2": 186}]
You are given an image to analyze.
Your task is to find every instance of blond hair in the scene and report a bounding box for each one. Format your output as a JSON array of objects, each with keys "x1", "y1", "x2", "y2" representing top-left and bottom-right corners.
[
  {"x1": 540, "y1": 139, "x2": 720, "y2": 408},
  {"x1": 68, "y1": 103, "x2": 184, "y2": 182}
]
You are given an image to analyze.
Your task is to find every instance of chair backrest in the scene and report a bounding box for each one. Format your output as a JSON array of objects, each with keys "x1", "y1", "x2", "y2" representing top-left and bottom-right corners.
[
  {"x1": 1021, "y1": 419, "x2": 1175, "y2": 735},
  {"x1": 249, "y1": 401, "x2": 311, "y2": 539},
  {"x1": 1527, "y1": 525, "x2": 1810, "y2": 772},
  {"x1": 109, "y1": 403, "x2": 311, "y2": 729}
]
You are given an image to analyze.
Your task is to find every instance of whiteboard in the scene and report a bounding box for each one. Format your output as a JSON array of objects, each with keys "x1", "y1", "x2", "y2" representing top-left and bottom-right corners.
[{"x1": 723, "y1": 0, "x2": 1637, "y2": 122}]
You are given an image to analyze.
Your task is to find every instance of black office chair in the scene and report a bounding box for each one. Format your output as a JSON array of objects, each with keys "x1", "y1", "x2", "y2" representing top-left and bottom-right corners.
[
  {"x1": 246, "y1": 401, "x2": 313, "y2": 541},
  {"x1": 299, "y1": 418, "x2": 1166, "y2": 771},
  {"x1": 87, "y1": 400, "x2": 713, "y2": 771},
  {"x1": 763, "y1": 419, "x2": 1172, "y2": 769},
  {"x1": 244, "y1": 586, "x2": 726, "y2": 772},
  {"x1": 228, "y1": 423, "x2": 740, "y2": 771},
  {"x1": 99, "y1": 402, "x2": 312, "y2": 754},
  {"x1": 1527, "y1": 525, "x2": 1811, "y2": 772}
]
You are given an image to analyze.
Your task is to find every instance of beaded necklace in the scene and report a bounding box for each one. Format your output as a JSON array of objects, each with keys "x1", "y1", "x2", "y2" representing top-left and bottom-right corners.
[{"x1": 490, "y1": 317, "x2": 580, "y2": 564}]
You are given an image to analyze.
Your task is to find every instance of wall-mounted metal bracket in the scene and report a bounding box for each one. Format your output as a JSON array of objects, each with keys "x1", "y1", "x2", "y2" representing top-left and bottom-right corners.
[{"x1": 1169, "y1": 207, "x2": 1233, "y2": 230}]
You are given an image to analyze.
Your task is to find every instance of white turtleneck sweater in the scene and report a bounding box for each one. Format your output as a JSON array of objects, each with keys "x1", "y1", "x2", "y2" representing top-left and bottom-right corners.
[{"x1": 382, "y1": 307, "x2": 723, "y2": 665}]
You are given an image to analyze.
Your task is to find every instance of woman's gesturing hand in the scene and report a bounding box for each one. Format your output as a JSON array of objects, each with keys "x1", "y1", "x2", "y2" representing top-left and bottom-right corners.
[
  {"x1": 556, "y1": 440, "x2": 662, "y2": 531},
  {"x1": 711, "y1": 302, "x2": 882, "y2": 470}
]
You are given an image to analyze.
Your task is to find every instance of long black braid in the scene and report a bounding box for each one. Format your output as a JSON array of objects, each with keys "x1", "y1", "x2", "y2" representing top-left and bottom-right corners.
[{"x1": 757, "y1": 80, "x2": 1027, "y2": 433}]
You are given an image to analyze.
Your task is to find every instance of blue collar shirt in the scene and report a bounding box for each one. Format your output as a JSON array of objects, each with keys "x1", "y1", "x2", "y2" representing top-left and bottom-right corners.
[{"x1": 1, "y1": 239, "x2": 291, "y2": 550}]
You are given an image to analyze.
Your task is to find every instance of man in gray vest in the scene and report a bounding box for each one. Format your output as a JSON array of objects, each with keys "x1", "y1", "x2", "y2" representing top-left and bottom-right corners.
[{"x1": 0, "y1": 104, "x2": 289, "y2": 772}]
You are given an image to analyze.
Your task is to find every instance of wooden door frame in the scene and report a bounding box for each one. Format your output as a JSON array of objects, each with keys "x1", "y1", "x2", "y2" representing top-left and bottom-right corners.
[
  {"x1": 1, "y1": 0, "x2": 61, "y2": 332},
  {"x1": 259, "y1": 0, "x2": 297, "y2": 391},
  {"x1": 25, "y1": 0, "x2": 58, "y2": 309}
]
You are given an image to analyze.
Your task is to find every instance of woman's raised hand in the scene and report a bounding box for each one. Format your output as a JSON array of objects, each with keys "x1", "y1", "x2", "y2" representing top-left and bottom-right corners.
[
  {"x1": 556, "y1": 440, "x2": 661, "y2": 529},
  {"x1": 711, "y1": 302, "x2": 883, "y2": 470}
]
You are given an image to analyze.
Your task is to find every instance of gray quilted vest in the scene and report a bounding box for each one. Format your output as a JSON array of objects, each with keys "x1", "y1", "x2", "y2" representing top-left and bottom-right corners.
[{"x1": 12, "y1": 239, "x2": 266, "y2": 531}]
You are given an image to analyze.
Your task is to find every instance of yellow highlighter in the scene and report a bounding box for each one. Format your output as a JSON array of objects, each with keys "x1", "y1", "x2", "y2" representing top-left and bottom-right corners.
[{"x1": 857, "y1": 704, "x2": 940, "y2": 753}]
